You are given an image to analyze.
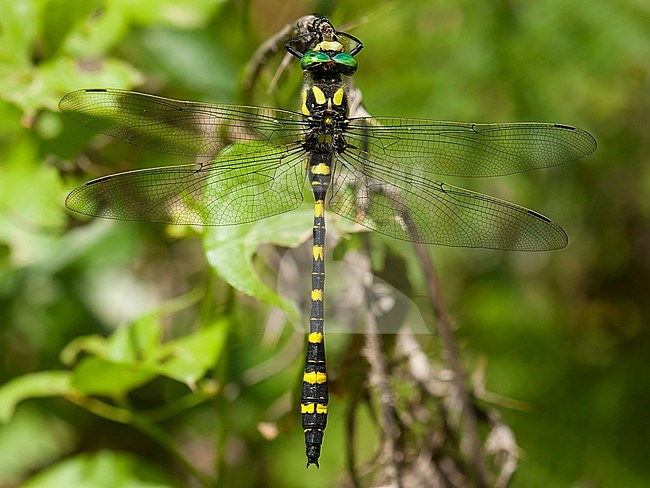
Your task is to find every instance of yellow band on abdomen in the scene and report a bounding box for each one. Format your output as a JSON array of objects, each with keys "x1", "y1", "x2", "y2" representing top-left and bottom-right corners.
[
  {"x1": 314, "y1": 200, "x2": 324, "y2": 218},
  {"x1": 303, "y1": 371, "x2": 327, "y2": 384},
  {"x1": 308, "y1": 332, "x2": 323, "y2": 343},
  {"x1": 313, "y1": 245, "x2": 324, "y2": 260}
]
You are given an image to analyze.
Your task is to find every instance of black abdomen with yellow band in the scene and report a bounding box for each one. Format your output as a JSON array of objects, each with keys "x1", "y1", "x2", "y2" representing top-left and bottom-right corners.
[{"x1": 302, "y1": 148, "x2": 332, "y2": 467}]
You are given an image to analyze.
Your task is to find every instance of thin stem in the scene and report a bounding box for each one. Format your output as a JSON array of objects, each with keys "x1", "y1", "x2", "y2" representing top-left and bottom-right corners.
[
  {"x1": 412, "y1": 243, "x2": 489, "y2": 488},
  {"x1": 359, "y1": 235, "x2": 403, "y2": 488}
]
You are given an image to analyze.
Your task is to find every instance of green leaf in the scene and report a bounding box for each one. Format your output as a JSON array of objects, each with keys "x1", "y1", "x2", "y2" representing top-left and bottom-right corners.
[
  {"x1": 0, "y1": 372, "x2": 72, "y2": 424},
  {"x1": 152, "y1": 318, "x2": 228, "y2": 386},
  {"x1": 21, "y1": 449, "x2": 177, "y2": 488},
  {"x1": 61, "y1": 288, "x2": 203, "y2": 366},
  {"x1": 61, "y1": 317, "x2": 161, "y2": 367},
  {"x1": 62, "y1": 320, "x2": 159, "y2": 367},
  {"x1": 0, "y1": 134, "x2": 68, "y2": 265},
  {"x1": 127, "y1": 313, "x2": 164, "y2": 360},
  {"x1": 62, "y1": 289, "x2": 219, "y2": 393},
  {"x1": 107, "y1": 315, "x2": 162, "y2": 363},
  {"x1": 17, "y1": 56, "x2": 143, "y2": 117},
  {"x1": 203, "y1": 207, "x2": 315, "y2": 315},
  {"x1": 70, "y1": 357, "x2": 156, "y2": 397}
]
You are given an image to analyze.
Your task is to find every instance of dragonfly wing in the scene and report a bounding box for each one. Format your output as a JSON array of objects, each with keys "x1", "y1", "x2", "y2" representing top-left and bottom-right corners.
[
  {"x1": 66, "y1": 144, "x2": 307, "y2": 225},
  {"x1": 60, "y1": 89, "x2": 306, "y2": 158},
  {"x1": 330, "y1": 149, "x2": 568, "y2": 250},
  {"x1": 345, "y1": 118, "x2": 596, "y2": 177}
]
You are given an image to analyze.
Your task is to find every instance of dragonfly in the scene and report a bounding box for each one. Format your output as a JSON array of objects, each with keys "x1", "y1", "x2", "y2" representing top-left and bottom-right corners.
[{"x1": 59, "y1": 15, "x2": 596, "y2": 468}]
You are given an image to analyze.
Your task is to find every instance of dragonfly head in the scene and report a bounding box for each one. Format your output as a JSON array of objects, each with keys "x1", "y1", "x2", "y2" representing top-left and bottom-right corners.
[
  {"x1": 286, "y1": 15, "x2": 363, "y2": 66},
  {"x1": 300, "y1": 49, "x2": 358, "y2": 76}
]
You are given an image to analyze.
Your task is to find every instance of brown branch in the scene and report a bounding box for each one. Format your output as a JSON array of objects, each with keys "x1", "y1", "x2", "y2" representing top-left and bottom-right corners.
[
  {"x1": 357, "y1": 235, "x2": 403, "y2": 488},
  {"x1": 412, "y1": 243, "x2": 489, "y2": 487}
]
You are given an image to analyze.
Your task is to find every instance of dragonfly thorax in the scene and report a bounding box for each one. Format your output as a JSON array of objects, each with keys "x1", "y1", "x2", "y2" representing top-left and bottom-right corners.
[{"x1": 301, "y1": 80, "x2": 349, "y2": 155}]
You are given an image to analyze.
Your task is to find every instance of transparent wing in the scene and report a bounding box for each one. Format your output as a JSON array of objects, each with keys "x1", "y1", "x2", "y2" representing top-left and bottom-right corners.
[
  {"x1": 345, "y1": 118, "x2": 597, "y2": 177},
  {"x1": 330, "y1": 149, "x2": 568, "y2": 250},
  {"x1": 66, "y1": 144, "x2": 307, "y2": 225},
  {"x1": 59, "y1": 89, "x2": 306, "y2": 158}
]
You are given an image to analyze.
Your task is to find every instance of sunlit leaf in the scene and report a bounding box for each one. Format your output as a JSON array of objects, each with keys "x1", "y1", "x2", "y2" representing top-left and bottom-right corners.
[
  {"x1": 152, "y1": 318, "x2": 228, "y2": 386},
  {"x1": 203, "y1": 207, "x2": 315, "y2": 315},
  {"x1": 62, "y1": 289, "x2": 202, "y2": 366},
  {"x1": 70, "y1": 357, "x2": 156, "y2": 397},
  {"x1": 107, "y1": 315, "x2": 162, "y2": 363}
]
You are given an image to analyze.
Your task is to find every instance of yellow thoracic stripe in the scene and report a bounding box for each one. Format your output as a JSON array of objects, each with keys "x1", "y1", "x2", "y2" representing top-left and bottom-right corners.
[
  {"x1": 332, "y1": 88, "x2": 344, "y2": 106},
  {"x1": 301, "y1": 89, "x2": 310, "y2": 115},
  {"x1": 313, "y1": 245, "x2": 324, "y2": 260},
  {"x1": 314, "y1": 200, "x2": 324, "y2": 217},
  {"x1": 311, "y1": 86, "x2": 326, "y2": 105},
  {"x1": 303, "y1": 371, "x2": 327, "y2": 384},
  {"x1": 308, "y1": 332, "x2": 323, "y2": 343},
  {"x1": 311, "y1": 289, "x2": 323, "y2": 301}
]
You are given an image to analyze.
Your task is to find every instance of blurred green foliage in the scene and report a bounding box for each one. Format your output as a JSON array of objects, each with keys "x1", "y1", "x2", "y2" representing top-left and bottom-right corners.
[{"x1": 0, "y1": 0, "x2": 648, "y2": 487}]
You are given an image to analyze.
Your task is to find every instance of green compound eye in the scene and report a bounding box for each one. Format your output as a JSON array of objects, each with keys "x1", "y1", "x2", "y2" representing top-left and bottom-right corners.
[
  {"x1": 301, "y1": 51, "x2": 330, "y2": 70},
  {"x1": 332, "y1": 53, "x2": 357, "y2": 75}
]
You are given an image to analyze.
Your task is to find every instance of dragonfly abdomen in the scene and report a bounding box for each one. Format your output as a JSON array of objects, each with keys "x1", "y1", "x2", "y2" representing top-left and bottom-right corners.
[{"x1": 302, "y1": 152, "x2": 333, "y2": 468}]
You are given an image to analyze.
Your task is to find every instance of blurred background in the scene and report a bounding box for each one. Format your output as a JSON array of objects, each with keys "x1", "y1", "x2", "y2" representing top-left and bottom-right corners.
[{"x1": 0, "y1": 0, "x2": 648, "y2": 487}]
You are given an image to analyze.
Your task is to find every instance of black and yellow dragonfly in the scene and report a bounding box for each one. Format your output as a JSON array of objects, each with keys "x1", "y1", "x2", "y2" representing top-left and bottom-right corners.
[{"x1": 59, "y1": 15, "x2": 596, "y2": 468}]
